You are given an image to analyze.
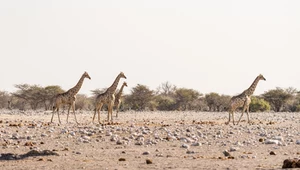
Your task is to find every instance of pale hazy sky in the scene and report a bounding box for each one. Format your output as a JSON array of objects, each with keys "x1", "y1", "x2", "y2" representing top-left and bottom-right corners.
[{"x1": 1, "y1": 0, "x2": 299, "y2": 96}]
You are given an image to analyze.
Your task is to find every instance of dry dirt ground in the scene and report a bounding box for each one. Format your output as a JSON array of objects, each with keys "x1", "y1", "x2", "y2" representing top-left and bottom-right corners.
[{"x1": 0, "y1": 110, "x2": 299, "y2": 170}]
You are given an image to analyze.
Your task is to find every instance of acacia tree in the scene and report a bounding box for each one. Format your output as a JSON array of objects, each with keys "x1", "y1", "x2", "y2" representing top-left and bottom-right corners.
[
  {"x1": 0, "y1": 91, "x2": 11, "y2": 109},
  {"x1": 13, "y1": 84, "x2": 64, "y2": 110},
  {"x1": 205, "y1": 93, "x2": 230, "y2": 111},
  {"x1": 43, "y1": 85, "x2": 64, "y2": 110},
  {"x1": 155, "y1": 82, "x2": 177, "y2": 110},
  {"x1": 262, "y1": 87, "x2": 293, "y2": 112},
  {"x1": 125, "y1": 84, "x2": 154, "y2": 111},
  {"x1": 174, "y1": 88, "x2": 201, "y2": 111},
  {"x1": 205, "y1": 92, "x2": 220, "y2": 111},
  {"x1": 156, "y1": 81, "x2": 176, "y2": 96},
  {"x1": 75, "y1": 94, "x2": 89, "y2": 111},
  {"x1": 91, "y1": 88, "x2": 107, "y2": 97},
  {"x1": 155, "y1": 95, "x2": 176, "y2": 110},
  {"x1": 13, "y1": 84, "x2": 44, "y2": 110},
  {"x1": 281, "y1": 87, "x2": 298, "y2": 112}
]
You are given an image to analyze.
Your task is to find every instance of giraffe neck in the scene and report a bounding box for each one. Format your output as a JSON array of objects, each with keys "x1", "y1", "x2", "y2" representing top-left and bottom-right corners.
[
  {"x1": 68, "y1": 74, "x2": 86, "y2": 95},
  {"x1": 244, "y1": 76, "x2": 261, "y2": 96},
  {"x1": 115, "y1": 84, "x2": 126, "y2": 99},
  {"x1": 106, "y1": 74, "x2": 122, "y2": 94}
]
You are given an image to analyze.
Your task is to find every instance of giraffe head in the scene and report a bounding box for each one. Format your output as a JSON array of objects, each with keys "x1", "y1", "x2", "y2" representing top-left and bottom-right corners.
[
  {"x1": 123, "y1": 82, "x2": 128, "y2": 87},
  {"x1": 83, "y1": 71, "x2": 91, "y2": 80},
  {"x1": 258, "y1": 74, "x2": 266, "y2": 81},
  {"x1": 119, "y1": 72, "x2": 127, "y2": 79}
]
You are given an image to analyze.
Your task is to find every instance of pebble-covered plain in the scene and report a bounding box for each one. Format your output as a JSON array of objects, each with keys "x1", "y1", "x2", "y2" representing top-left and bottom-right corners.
[{"x1": 0, "y1": 110, "x2": 299, "y2": 170}]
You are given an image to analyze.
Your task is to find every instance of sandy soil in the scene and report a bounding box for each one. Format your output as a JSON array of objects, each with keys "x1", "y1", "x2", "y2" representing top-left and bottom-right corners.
[{"x1": 0, "y1": 110, "x2": 299, "y2": 170}]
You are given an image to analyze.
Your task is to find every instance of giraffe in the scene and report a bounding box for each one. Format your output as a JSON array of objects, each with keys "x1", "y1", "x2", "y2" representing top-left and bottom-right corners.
[
  {"x1": 227, "y1": 74, "x2": 266, "y2": 125},
  {"x1": 93, "y1": 72, "x2": 126, "y2": 124},
  {"x1": 51, "y1": 71, "x2": 91, "y2": 124},
  {"x1": 114, "y1": 82, "x2": 127, "y2": 117}
]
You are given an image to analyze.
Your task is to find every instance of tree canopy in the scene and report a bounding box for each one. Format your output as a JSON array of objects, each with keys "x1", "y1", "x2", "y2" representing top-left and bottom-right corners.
[{"x1": 0, "y1": 82, "x2": 297, "y2": 113}]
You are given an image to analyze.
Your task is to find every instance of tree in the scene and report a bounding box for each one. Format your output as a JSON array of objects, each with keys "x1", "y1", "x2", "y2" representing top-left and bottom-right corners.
[
  {"x1": 43, "y1": 85, "x2": 64, "y2": 110},
  {"x1": 75, "y1": 94, "x2": 89, "y2": 110},
  {"x1": 217, "y1": 95, "x2": 231, "y2": 111},
  {"x1": 262, "y1": 87, "x2": 293, "y2": 112},
  {"x1": 155, "y1": 95, "x2": 176, "y2": 111},
  {"x1": 0, "y1": 91, "x2": 11, "y2": 109},
  {"x1": 174, "y1": 88, "x2": 201, "y2": 111},
  {"x1": 282, "y1": 87, "x2": 299, "y2": 112},
  {"x1": 156, "y1": 81, "x2": 176, "y2": 96},
  {"x1": 13, "y1": 84, "x2": 44, "y2": 110},
  {"x1": 91, "y1": 88, "x2": 107, "y2": 97},
  {"x1": 13, "y1": 84, "x2": 64, "y2": 110},
  {"x1": 125, "y1": 84, "x2": 154, "y2": 111},
  {"x1": 249, "y1": 96, "x2": 270, "y2": 112},
  {"x1": 205, "y1": 93, "x2": 230, "y2": 111}
]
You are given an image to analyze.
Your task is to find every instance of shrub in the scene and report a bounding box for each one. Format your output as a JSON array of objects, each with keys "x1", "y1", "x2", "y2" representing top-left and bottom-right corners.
[{"x1": 249, "y1": 96, "x2": 270, "y2": 112}]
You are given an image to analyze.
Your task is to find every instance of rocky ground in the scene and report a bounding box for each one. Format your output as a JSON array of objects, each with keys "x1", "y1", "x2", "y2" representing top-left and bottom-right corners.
[{"x1": 0, "y1": 110, "x2": 299, "y2": 170}]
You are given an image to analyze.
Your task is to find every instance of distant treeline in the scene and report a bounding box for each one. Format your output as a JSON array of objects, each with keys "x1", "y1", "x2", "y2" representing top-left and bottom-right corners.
[{"x1": 0, "y1": 82, "x2": 299, "y2": 112}]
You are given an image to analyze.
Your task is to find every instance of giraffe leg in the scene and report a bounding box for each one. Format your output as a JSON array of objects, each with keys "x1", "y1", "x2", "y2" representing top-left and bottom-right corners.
[
  {"x1": 57, "y1": 107, "x2": 61, "y2": 124},
  {"x1": 237, "y1": 105, "x2": 247, "y2": 125},
  {"x1": 237, "y1": 112, "x2": 244, "y2": 125},
  {"x1": 246, "y1": 106, "x2": 250, "y2": 124},
  {"x1": 107, "y1": 109, "x2": 110, "y2": 123},
  {"x1": 66, "y1": 105, "x2": 71, "y2": 123},
  {"x1": 72, "y1": 103, "x2": 78, "y2": 124},
  {"x1": 97, "y1": 108, "x2": 101, "y2": 124},
  {"x1": 109, "y1": 104, "x2": 113, "y2": 123},
  {"x1": 232, "y1": 111, "x2": 235, "y2": 125},
  {"x1": 51, "y1": 106, "x2": 56, "y2": 123},
  {"x1": 97, "y1": 103, "x2": 103, "y2": 124},
  {"x1": 57, "y1": 108, "x2": 61, "y2": 124},
  {"x1": 116, "y1": 103, "x2": 120, "y2": 118},
  {"x1": 116, "y1": 108, "x2": 119, "y2": 118},
  {"x1": 92, "y1": 107, "x2": 97, "y2": 124},
  {"x1": 226, "y1": 111, "x2": 231, "y2": 125}
]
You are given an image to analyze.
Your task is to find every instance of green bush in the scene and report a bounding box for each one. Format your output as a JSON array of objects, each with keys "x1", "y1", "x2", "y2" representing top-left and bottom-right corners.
[
  {"x1": 155, "y1": 95, "x2": 176, "y2": 111},
  {"x1": 249, "y1": 96, "x2": 270, "y2": 112}
]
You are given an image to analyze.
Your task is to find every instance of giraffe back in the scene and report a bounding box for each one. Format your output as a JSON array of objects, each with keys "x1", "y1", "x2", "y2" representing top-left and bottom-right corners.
[
  {"x1": 55, "y1": 92, "x2": 76, "y2": 105},
  {"x1": 229, "y1": 94, "x2": 248, "y2": 111},
  {"x1": 95, "y1": 92, "x2": 115, "y2": 105}
]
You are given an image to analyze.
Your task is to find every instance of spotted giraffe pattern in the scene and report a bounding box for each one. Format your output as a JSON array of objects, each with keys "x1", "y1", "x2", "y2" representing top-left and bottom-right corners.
[
  {"x1": 227, "y1": 74, "x2": 266, "y2": 125},
  {"x1": 51, "y1": 71, "x2": 91, "y2": 124},
  {"x1": 114, "y1": 82, "x2": 127, "y2": 117},
  {"x1": 93, "y1": 72, "x2": 126, "y2": 124}
]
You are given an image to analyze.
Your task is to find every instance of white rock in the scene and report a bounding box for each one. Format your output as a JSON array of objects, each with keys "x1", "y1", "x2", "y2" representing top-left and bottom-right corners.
[
  {"x1": 235, "y1": 141, "x2": 243, "y2": 146},
  {"x1": 230, "y1": 147, "x2": 239, "y2": 152},
  {"x1": 273, "y1": 136, "x2": 284, "y2": 142},
  {"x1": 70, "y1": 132, "x2": 76, "y2": 136},
  {"x1": 61, "y1": 129, "x2": 68, "y2": 134},
  {"x1": 180, "y1": 137, "x2": 188, "y2": 143},
  {"x1": 296, "y1": 140, "x2": 300, "y2": 145},
  {"x1": 197, "y1": 131, "x2": 203, "y2": 137},
  {"x1": 106, "y1": 132, "x2": 112, "y2": 136},
  {"x1": 82, "y1": 135, "x2": 90, "y2": 140},
  {"x1": 41, "y1": 133, "x2": 47, "y2": 137},
  {"x1": 191, "y1": 142, "x2": 201, "y2": 146},
  {"x1": 265, "y1": 139, "x2": 279, "y2": 145},
  {"x1": 181, "y1": 143, "x2": 190, "y2": 149},
  {"x1": 12, "y1": 134, "x2": 19, "y2": 139}
]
